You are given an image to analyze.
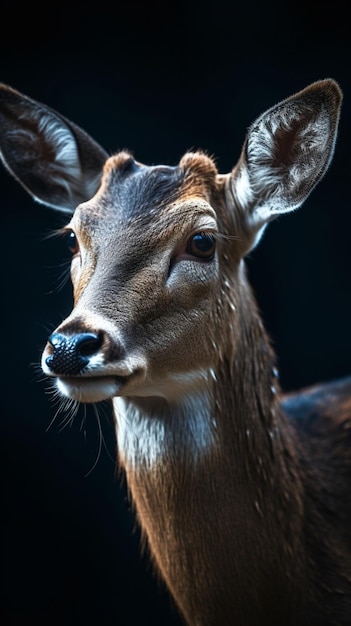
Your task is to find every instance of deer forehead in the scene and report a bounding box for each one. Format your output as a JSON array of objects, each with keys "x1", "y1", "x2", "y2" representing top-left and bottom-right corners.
[{"x1": 70, "y1": 150, "x2": 222, "y2": 242}]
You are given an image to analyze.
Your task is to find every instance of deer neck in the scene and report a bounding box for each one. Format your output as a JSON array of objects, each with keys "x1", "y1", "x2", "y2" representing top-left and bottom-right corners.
[{"x1": 112, "y1": 276, "x2": 306, "y2": 625}]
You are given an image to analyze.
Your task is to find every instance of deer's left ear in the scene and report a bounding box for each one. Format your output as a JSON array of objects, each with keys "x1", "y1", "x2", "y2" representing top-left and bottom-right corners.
[
  {"x1": 229, "y1": 79, "x2": 342, "y2": 243},
  {"x1": 0, "y1": 84, "x2": 108, "y2": 214}
]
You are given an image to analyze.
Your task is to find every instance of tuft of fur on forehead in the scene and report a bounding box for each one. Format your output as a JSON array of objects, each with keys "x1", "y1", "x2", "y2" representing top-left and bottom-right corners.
[
  {"x1": 103, "y1": 150, "x2": 136, "y2": 176},
  {"x1": 179, "y1": 151, "x2": 219, "y2": 198},
  {"x1": 179, "y1": 151, "x2": 218, "y2": 178}
]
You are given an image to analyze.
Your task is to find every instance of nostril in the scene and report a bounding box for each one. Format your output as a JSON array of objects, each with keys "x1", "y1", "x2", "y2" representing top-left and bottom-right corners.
[
  {"x1": 46, "y1": 331, "x2": 103, "y2": 376},
  {"x1": 74, "y1": 333, "x2": 103, "y2": 357}
]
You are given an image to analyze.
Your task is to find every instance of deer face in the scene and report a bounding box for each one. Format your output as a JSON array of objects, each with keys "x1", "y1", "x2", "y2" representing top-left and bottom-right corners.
[{"x1": 41, "y1": 152, "x2": 233, "y2": 403}]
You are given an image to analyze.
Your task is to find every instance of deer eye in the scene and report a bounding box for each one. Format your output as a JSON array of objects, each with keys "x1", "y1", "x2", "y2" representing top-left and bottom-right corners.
[
  {"x1": 187, "y1": 232, "x2": 216, "y2": 260},
  {"x1": 66, "y1": 230, "x2": 79, "y2": 255}
]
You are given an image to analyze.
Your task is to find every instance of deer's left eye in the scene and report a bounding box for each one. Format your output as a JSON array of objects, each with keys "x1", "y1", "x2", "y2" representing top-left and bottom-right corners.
[
  {"x1": 187, "y1": 232, "x2": 216, "y2": 260},
  {"x1": 66, "y1": 231, "x2": 79, "y2": 255}
]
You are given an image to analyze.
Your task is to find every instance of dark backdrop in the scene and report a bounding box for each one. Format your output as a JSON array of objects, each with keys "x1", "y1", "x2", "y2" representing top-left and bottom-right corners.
[{"x1": 1, "y1": 2, "x2": 350, "y2": 625}]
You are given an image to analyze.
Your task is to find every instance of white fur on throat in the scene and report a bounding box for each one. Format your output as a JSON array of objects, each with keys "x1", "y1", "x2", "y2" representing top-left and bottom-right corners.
[{"x1": 113, "y1": 372, "x2": 217, "y2": 470}]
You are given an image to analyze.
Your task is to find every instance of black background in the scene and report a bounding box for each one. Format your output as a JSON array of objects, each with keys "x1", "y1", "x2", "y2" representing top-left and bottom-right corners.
[{"x1": 1, "y1": 2, "x2": 350, "y2": 625}]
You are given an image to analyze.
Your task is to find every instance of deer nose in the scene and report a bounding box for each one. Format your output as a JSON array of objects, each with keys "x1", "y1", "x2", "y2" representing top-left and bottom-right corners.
[{"x1": 45, "y1": 332, "x2": 103, "y2": 375}]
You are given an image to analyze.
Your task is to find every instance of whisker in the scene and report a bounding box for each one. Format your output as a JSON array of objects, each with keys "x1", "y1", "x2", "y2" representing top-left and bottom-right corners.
[
  {"x1": 43, "y1": 384, "x2": 80, "y2": 432},
  {"x1": 42, "y1": 224, "x2": 70, "y2": 242},
  {"x1": 85, "y1": 403, "x2": 104, "y2": 477},
  {"x1": 57, "y1": 398, "x2": 81, "y2": 432},
  {"x1": 45, "y1": 387, "x2": 68, "y2": 432},
  {"x1": 34, "y1": 361, "x2": 116, "y2": 473},
  {"x1": 96, "y1": 402, "x2": 117, "y2": 465},
  {"x1": 44, "y1": 261, "x2": 71, "y2": 295},
  {"x1": 80, "y1": 404, "x2": 88, "y2": 440},
  {"x1": 30, "y1": 362, "x2": 48, "y2": 384}
]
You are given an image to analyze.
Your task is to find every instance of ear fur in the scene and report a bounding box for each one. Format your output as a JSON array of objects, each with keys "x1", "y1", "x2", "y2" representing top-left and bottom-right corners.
[
  {"x1": 230, "y1": 79, "x2": 342, "y2": 244},
  {"x1": 0, "y1": 84, "x2": 108, "y2": 213}
]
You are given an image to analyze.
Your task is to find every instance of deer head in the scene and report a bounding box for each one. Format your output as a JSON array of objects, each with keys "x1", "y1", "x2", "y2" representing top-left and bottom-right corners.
[{"x1": 0, "y1": 79, "x2": 341, "y2": 408}]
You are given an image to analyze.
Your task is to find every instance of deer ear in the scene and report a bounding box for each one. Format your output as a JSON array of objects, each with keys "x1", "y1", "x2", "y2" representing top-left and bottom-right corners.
[
  {"x1": 0, "y1": 84, "x2": 108, "y2": 214},
  {"x1": 230, "y1": 79, "x2": 342, "y2": 242}
]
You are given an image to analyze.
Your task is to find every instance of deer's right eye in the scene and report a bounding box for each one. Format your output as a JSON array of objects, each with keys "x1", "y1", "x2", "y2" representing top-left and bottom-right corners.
[{"x1": 66, "y1": 231, "x2": 79, "y2": 255}]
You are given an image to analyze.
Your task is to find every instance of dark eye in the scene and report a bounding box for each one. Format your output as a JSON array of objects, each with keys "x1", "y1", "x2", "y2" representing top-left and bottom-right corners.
[
  {"x1": 187, "y1": 232, "x2": 216, "y2": 260},
  {"x1": 66, "y1": 230, "x2": 79, "y2": 255}
]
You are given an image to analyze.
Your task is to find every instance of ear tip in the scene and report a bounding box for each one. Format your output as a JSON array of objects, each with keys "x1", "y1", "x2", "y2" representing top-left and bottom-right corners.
[{"x1": 313, "y1": 78, "x2": 343, "y2": 108}]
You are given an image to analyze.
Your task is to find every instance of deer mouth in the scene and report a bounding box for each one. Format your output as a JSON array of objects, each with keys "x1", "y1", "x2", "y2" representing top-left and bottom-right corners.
[{"x1": 55, "y1": 374, "x2": 130, "y2": 403}]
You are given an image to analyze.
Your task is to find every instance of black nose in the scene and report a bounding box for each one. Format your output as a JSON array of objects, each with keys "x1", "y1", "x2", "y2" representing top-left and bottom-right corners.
[{"x1": 45, "y1": 332, "x2": 103, "y2": 375}]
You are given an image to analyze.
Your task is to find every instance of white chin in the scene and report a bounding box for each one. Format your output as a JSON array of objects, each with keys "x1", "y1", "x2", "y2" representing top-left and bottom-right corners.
[{"x1": 56, "y1": 376, "x2": 118, "y2": 403}]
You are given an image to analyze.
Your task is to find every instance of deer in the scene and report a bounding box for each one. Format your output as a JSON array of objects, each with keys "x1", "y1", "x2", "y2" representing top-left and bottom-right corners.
[{"x1": 0, "y1": 78, "x2": 350, "y2": 626}]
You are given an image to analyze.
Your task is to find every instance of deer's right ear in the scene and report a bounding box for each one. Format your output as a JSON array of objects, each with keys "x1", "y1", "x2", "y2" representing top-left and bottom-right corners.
[{"x1": 0, "y1": 84, "x2": 108, "y2": 214}]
